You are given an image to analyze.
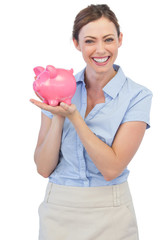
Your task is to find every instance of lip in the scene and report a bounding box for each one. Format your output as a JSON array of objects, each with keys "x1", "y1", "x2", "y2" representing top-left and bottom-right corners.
[
  {"x1": 92, "y1": 56, "x2": 109, "y2": 59},
  {"x1": 91, "y1": 56, "x2": 110, "y2": 66}
]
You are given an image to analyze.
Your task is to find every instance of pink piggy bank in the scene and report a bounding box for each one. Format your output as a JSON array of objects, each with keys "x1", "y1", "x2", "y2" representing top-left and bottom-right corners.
[{"x1": 33, "y1": 65, "x2": 76, "y2": 106}]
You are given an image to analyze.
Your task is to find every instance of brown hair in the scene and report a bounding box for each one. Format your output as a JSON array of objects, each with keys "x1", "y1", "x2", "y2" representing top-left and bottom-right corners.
[{"x1": 72, "y1": 4, "x2": 120, "y2": 42}]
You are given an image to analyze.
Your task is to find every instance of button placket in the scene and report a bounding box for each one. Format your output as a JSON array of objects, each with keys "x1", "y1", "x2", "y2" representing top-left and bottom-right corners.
[
  {"x1": 75, "y1": 82, "x2": 89, "y2": 186},
  {"x1": 76, "y1": 136, "x2": 86, "y2": 179}
]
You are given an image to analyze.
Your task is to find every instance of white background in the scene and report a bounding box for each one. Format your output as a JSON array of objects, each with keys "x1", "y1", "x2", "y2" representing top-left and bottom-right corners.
[{"x1": 0, "y1": 0, "x2": 159, "y2": 239}]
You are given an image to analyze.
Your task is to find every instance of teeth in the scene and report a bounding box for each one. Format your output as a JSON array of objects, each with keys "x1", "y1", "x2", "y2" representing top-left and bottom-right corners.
[{"x1": 93, "y1": 57, "x2": 109, "y2": 63}]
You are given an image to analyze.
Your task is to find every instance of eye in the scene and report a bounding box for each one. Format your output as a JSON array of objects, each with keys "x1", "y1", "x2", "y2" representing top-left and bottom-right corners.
[
  {"x1": 105, "y1": 38, "x2": 114, "y2": 42},
  {"x1": 85, "y1": 39, "x2": 94, "y2": 44}
]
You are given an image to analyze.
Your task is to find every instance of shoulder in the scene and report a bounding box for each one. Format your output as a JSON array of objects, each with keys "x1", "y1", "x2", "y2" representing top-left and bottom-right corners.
[
  {"x1": 125, "y1": 77, "x2": 153, "y2": 97},
  {"x1": 123, "y1": 77, "x2": 153, "y2": 111},
  {"x1": 110, "y1": 65, "x2": 153, "y2": 100},
  {"x1": 115, "y1": 66, "x2": 153, "y2": 129},
  {"x1": 115, "y1": 65, "x2": 153, "y2": 102}
]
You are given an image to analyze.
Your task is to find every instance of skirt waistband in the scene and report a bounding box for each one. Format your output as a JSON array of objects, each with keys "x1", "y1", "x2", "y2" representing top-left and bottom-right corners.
[{"x1": 44, "y1": 181, "x2": 133, "y2": 208}]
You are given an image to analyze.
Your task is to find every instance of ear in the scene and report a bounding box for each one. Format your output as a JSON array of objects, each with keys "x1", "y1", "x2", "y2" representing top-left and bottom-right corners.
[
  {"x1": 69, "y1": 68, "x2": 74, "y2": 74},
  {"x1": 33, "y1": 66, "x2": 45, "y2": 76},
  {"x1": 73, "y1": 38, "x2": 81, "y2": 52},
  {"x1": 118, "y1": 32, "x2": 123, "y2": 48},
  {"x1": 46, "y1": 65, "x2": 57, "y2": 78}
]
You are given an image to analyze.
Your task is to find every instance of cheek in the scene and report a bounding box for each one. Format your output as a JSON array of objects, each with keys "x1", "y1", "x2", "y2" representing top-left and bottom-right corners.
[
  {"x1": 108, "y1": 44, "x2": 119, "y2": 56},
  {"x1": 81, "y1": 46, "x2": 93, "y2": 59}
]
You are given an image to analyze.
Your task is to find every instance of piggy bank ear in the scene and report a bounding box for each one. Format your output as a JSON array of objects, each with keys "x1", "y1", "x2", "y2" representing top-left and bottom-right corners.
[
  {"x1": 69, "y1": 68, "x2": 74, "y2": 74},
  {"x1": 46, "y1": 65, "x2": 57, "y2": 78},
  {"x1": 33, "y1": 66, "x2": 45, "y2": 76}
]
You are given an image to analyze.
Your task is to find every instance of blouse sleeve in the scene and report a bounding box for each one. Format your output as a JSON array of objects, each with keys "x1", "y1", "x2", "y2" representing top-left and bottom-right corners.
[
  {"x1": 41, "y1": 109, "x2": 53, "y2": 119},
  {"x1": 121, "y1": 89, "x2": 153, "y2": 129}
]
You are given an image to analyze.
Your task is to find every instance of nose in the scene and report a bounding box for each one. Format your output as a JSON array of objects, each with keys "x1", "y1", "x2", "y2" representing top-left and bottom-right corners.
[{"x1": 95, "y1": 41, "x2": 106, "y2": 55}]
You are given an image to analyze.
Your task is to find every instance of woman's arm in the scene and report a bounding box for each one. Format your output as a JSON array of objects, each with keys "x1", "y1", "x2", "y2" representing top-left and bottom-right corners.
[
  {"x1": 34, "y1": 113, "x2": 64, "y2": 178},
  {"x1": 31, "y1": 100, "x2": 146, "y2": 181},
  {"x1": 68, "y1": 110, "x2": 146, "y2": 181}
]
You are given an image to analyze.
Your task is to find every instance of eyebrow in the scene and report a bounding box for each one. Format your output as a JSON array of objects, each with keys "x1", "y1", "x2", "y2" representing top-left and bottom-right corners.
[{"x1": 84, "y1": 34, "x2": 114, "y2": 39}]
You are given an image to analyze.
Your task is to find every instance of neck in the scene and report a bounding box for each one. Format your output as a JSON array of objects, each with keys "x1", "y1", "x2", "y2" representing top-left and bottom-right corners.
[{"x1": 84, "y1": 66, "x2": 117, "y2": 90}]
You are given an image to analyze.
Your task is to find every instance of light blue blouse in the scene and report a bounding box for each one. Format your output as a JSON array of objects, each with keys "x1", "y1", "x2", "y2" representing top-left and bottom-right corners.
[{"x1": 42, "y1": 65, "x2": 153, "y2": 187}]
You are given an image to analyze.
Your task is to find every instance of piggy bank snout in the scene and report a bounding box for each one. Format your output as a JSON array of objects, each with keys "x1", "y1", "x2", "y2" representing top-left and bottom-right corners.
[{"x1": 33, "y1": 81, "x2": 39, "y2": 92}]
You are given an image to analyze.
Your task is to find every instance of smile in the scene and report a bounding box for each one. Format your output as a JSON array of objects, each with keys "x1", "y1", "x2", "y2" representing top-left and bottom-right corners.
[
  {"x1": 93, "y1": 56, "x2": 109, "y2": 63},
  {"x1": 92, "y1": 56, "x2": 110, "y2": 66}
]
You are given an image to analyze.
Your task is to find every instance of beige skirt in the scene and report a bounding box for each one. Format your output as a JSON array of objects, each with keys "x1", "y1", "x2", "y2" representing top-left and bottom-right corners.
[{"x1": 38, "y1": 181, "x2": 139, "y2": 240}]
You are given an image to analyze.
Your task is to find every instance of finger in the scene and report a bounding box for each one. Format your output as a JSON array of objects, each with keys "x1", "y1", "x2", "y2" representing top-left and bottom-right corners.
[
  {"x1": 60, "y1": 102, "x2": 75, "y2": 114},
  {"x1": 30, "y1": 99, "x2": 49, "y2": 110},
  {"x1": 60, "y1": 102, "x2": 70, "y2": 110},
  {"x1": 30, "y1": 99, "x2": 63, "y2": 114}
]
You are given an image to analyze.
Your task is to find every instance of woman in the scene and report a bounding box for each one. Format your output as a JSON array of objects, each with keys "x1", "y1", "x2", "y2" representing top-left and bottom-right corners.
[{"x1": 31, "y1": 4, "x2": 152, "y2": 240}]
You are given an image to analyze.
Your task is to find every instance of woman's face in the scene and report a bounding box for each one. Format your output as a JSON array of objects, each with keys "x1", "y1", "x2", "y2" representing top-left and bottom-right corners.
[{"x1": 73, "y1": 17, "x2": 123, "y2": 75}]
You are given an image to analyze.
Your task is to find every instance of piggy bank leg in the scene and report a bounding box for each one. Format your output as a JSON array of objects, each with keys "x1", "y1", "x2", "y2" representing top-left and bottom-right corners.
[
  {"x1": 63, "y1": 99, "x2": 71, "y2": 105},
  {"x1": 48, "y1": 99, "x2": 59, "y2": 106}
]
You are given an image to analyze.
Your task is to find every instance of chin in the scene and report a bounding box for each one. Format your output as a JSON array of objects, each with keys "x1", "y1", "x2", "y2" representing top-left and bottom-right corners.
[
  {"x1": 87, "y1": 57, "x2": 115, "y2": 73},
  {"x1": 91, "y1": 65, "x2": 113, "y2": 75}
]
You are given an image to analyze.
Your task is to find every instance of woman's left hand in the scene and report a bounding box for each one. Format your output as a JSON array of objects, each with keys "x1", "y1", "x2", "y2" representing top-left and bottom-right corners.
[{"x1": 30, "y1": 99, "x2": 77, "y2": 118}]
